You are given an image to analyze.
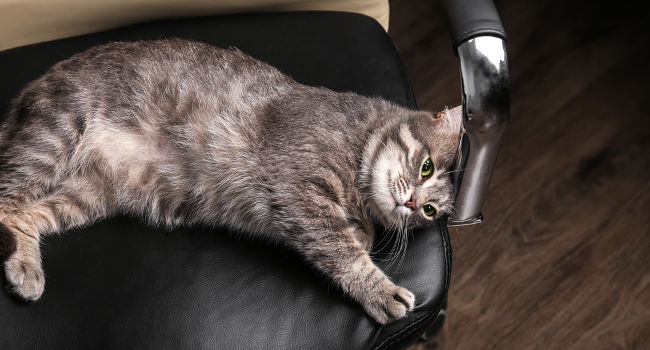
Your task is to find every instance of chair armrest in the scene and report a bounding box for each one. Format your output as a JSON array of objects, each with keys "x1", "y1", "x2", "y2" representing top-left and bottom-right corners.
[{"x1": 441, "y1": 0, "x2": 510, "y2": 226}]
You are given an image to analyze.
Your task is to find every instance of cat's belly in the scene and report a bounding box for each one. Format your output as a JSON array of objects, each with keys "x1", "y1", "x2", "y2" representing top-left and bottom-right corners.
[{"x1": 91, "y1": 137, "x2": 275, "y2": 236}]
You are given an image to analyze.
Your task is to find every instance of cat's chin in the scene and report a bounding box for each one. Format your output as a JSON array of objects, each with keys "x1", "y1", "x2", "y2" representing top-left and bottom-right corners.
[{"x1": 375, "y1": 206, "x2": 413, "y2": 228}]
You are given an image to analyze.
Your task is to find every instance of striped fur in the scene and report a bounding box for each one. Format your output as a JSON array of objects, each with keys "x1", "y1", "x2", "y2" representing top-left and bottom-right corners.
[{"x1": 0, "y1": 39, "x2": 462, "y2": 324}]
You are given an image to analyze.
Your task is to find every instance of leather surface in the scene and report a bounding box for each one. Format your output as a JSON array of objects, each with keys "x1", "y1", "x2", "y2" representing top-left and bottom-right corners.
[
  {"x1": 0, "y1": 12, "x2": 450, "y2": 350},
  {"x1": 441, "y1": 0, "x2": 506, "y2": 51}
]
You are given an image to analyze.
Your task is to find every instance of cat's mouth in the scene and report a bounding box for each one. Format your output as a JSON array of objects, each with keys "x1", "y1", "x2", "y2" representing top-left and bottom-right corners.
[
  {"x1": 393, "y1": 204, "x2": 412, "y2": 217},
  {"x1": 389, "y1": 189, "x2": 413, "y2": 218},
  {"x1": 391, "y1": 196, "x2": 414, "y2": 218}
]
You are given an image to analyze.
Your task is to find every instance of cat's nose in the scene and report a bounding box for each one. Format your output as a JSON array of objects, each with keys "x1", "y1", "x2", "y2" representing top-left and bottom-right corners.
[{"x1": 404, "y1": 195, "x2": 416, "y2": 210}]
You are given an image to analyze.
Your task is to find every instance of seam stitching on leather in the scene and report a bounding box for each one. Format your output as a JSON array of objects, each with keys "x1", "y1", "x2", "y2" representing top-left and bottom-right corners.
[
  {"x1": 376, "y1": 310, "x2": 438, "y2": 350},
  {"x1": 379, "y1": 27, "x2": 417, "y2": 109},
  {"x1": 373, "y1": 219, "x2": 451, "y2": 350}
]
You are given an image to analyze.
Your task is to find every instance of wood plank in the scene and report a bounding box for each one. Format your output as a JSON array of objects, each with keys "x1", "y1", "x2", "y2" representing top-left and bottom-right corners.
[{"x1": 390, "y1": 0, "x2": 650, "y2": 348}]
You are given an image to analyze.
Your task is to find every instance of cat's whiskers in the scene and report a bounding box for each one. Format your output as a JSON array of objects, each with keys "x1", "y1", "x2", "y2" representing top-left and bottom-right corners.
[
  {"x1": 382, "y1": 229, "x2": 402, "y2": 268},
  {"x1": 371, "y1": 222, "x2": 397, "y2": 258},
  {"x1": 441, "y1": 167, "x2": 474, "y2": 176},
  {"x1": 390, "y1": 217, "x2": 408, "y2": 270},
  {"x1": 375, "y1": 211, "x2": 411, "y2": 271}
]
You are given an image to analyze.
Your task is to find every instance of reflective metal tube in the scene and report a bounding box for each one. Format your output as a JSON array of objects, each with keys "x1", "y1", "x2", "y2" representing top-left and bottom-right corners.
[{"x1": 448, "y1": 36, "x2": 510, "y2": 226}]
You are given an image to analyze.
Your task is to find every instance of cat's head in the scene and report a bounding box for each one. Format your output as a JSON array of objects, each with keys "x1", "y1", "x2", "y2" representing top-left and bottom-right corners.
[{"x1": 362, "y1": 106, "x2": 463, "y2": 229}]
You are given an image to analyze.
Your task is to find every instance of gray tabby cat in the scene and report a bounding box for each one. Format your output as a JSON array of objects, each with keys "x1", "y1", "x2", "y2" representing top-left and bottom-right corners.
[{"x1": 0, "y1": 39, "x2": 462, "y2": 324}]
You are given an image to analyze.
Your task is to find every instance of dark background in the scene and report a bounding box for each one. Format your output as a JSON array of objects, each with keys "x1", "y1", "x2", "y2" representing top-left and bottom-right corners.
[{"x1": 388, "y1": 0, "x2": 650, "y2": 348}]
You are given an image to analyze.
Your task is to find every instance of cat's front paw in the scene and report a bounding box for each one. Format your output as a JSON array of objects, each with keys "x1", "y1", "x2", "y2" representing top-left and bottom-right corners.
[
  {"x1": 4, "y1": 257, "x2": 45, "y2": 301},
  {"x1": 363, "y1": 283, "x2": 415, "y2": 324}
]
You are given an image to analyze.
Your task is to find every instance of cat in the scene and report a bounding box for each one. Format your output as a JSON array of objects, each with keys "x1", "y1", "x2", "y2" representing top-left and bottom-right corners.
[{"x1": 0, "y1": 38, "x2": 462, "y2": 325}]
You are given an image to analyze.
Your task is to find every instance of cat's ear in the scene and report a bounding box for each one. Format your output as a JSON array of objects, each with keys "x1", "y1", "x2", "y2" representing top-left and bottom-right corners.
[{"x1": 432, "y1": 106, "x2": 464, "y2": 136}]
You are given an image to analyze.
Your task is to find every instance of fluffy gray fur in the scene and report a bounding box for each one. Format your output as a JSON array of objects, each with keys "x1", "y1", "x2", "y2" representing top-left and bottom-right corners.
[{"x1": 0, "y1": 39, "x2": 462, "y2": 324}]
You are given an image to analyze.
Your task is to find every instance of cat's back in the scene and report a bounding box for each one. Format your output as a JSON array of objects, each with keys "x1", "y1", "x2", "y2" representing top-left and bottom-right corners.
[
  {"x1": 52, "y1": 38, "x2": 287, "y2": 90},
  {"x1": 6, "y1": 39, "x2": 291, "y2": 131},
  {"x1": 1, "y1": 38, "x2": 293, "y2": 168}
]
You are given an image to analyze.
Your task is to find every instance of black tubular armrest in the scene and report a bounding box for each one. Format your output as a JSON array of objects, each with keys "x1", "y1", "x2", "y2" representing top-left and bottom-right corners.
[
  {"x1": 441, "y1": 0, "x2": 506, "y2": 53},
  {"x1": 441, "y1": 0, "x2": 510, "y2": 226}
]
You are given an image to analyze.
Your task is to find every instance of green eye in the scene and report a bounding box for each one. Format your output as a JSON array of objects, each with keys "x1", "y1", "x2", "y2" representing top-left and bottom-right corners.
[
  {"x1": 421, "y1": 158, "x2": 434, "y2": 178},
  {"x1": 423, "y1": 204, "x2": 437, "y2": 217}
]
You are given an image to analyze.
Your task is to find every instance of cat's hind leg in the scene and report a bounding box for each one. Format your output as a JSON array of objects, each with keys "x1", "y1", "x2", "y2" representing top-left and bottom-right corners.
[{"x1": 1, "y1": 182, "x2": 109, "y2": 301}]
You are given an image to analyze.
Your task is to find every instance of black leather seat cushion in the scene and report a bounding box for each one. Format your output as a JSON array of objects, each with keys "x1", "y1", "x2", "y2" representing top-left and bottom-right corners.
[{"x1": 0, "y1": 12, "x2": 451, "y2": 350}]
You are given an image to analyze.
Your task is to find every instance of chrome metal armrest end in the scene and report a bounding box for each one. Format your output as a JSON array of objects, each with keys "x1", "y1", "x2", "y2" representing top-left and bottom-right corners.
[{"x1": 449, "y1": 36, "x2": 510, "y2": 226}]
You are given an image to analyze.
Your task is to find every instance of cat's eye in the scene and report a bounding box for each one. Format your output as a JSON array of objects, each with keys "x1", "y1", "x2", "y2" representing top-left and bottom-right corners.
[
  {"x1": 423, "y1": 204, "x2": 437, "y2": 217},
  {"x1": 421, "y1": 158, "x2": 434, "y2": 178}
]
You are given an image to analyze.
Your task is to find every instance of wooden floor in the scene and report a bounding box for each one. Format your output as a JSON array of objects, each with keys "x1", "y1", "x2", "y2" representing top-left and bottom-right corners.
[{"x1": 388, "y1": 0, "x2": 650, "y2": 349}]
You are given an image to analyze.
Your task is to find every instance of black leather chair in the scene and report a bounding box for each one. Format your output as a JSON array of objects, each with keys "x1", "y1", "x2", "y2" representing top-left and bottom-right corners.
[{"x1": 0, "y1": 2, "x2": 508, "y2": 349}]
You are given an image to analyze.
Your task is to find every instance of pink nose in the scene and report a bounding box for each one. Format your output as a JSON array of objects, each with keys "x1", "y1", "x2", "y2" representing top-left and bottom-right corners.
[{"x1": 404, "y1": 195, "x2": 416, "y2": 210}]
